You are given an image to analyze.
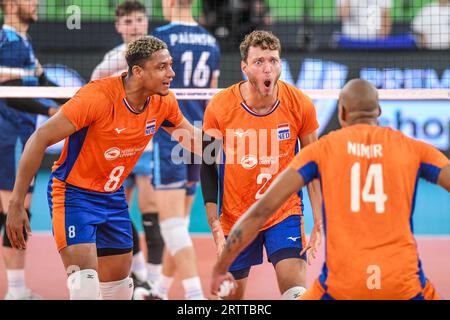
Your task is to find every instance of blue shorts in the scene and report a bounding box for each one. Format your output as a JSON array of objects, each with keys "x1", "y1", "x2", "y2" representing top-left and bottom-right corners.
[
  {"x1": 0, "y1": 115, "x2": 35, "y2": 191},
  {"x1": 123, "y1": 151, "x2": 153, "y2": 189},
  {"x1": 228, "y1": 215, "x2": 306, "y2": 280},
  {"x1": 47, "y1": 175, "x2": 133, "y2": 254},
  {"x1": 152, "y1": 130, "x2": 201, "y2": 190}
]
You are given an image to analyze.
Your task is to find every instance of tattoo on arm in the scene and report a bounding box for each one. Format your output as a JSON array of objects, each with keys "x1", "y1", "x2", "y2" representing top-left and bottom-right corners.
[
  {"x1": 225, "y1": 228, "x2": 242, "y2": 253},
  {"x1": 208, "y1": 216, "x2": 217, "y2": 226}
]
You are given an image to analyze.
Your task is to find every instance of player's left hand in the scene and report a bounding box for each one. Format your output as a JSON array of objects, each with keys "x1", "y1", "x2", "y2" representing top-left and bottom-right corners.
[
  {"x1": 6, "y1": 201, "x2": 31, "y2": 250},
  {"x1": 300, "y1": 220, "x2": 323, "y2": 265},
  {"x1": 211, "y1": 267, "x2": 237, "y2": 298}
]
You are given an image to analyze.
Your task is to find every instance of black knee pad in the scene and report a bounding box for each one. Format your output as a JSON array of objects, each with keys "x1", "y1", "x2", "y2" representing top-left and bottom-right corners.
[
  {"x1": 3, "y1": 209, "x2": 31, "y2": 248},
  {"x1": 131, "y1": 222, "x2": 141, "y2": 255},
  {"x1": 142, "y1": 213, "x2": 164, "y2": 264}
]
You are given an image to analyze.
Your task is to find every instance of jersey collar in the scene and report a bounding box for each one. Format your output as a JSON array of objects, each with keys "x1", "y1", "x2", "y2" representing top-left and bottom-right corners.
[
  {"x1": 119, "y1": 74, "x2": 151, "y2": 115},
  {"x1": 2, "y1": 24, "x2": 28, "y2": 41}
]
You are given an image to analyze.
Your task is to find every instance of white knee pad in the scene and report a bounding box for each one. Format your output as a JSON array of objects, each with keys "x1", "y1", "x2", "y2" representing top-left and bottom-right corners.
[
  {"x1": 67, "y1": 269, "x2": 101, "y2": 300},
  {"x1": 100, "y1": 277, "x2": 134, "y2": 300},
  {"x1": 281, "y1": 286, "x2": 307, "y2": 300},
  {"x1": 160, "y1": 217, "x2": 193, "y2": 256}
]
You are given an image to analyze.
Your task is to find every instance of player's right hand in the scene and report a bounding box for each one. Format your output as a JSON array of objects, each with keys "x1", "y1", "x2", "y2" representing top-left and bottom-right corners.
[
  {"x1": 211, "y1": 220, "x2": 226, "y2": 256},
  {"x1": 211, "y1": 269, "x2": 237, "y2": 299},
  {"x1": 6, "y1": 201, "x2": 31, "y2": 250}
]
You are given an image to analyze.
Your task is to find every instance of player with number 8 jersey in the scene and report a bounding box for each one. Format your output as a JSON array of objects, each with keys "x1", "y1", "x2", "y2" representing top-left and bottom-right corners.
[{"x1": 48, "y1": 73, "x2": 183, "y2": 252}]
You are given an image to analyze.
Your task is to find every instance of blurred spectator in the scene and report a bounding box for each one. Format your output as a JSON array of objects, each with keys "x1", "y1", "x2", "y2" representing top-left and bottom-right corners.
[
  {"x1": 412, "y1": 0, "x2": 450, "y2": 49},
  {"x1": 337, "y1": 0, "x2": 392, "y2": 40},
  {"x1": 233, "y1": 0, "x2": 272, "y2": 41},
  {"x1": 200, "y1": 0, "x2": 231, "y2": 37},
  {"x1": 200, "y1": 0, "x2": 271, "y2": 39}
]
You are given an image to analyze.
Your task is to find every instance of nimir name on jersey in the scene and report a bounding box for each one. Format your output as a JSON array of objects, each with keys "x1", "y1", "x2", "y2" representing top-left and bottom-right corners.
[
  {"x1": 169, "y1": 32, "x2": 217, "y2": 46},
  {"x1": 348, "y1": 142, "x2": 383, "y2": 158}
]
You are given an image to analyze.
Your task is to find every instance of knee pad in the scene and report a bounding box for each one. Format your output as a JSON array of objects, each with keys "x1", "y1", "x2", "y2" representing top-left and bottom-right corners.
[
  {"x1": 67, "y1": 269, "x2": 101, "y2": 300},
  {"x1": 281, "y1": 286, "x2": 307, "y2": 300},
  {"x1": 160, "y1": 217, "x2": 192, "y2": 256},
  {"x1": 3, "y1": 209, "x2": 31, "y2": 248},
  {"x1": 131, "y1": 222, "x2": 140, "y2": 255},
  {"x1": 100, "y1": 277, "x2": 133, "y2": 300},
  {"x1": 142, "y1": 213, "x2": 164, "y2": 264}
]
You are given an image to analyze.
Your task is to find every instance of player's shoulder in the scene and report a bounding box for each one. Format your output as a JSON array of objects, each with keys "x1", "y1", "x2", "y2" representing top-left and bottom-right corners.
[
  {"x1": 153, "y1": 22, "x2": 175, "y2": 34},
  {"x1": 278, "y1": 81, "x2": 312, "y2": 105},
  {"x1": 333, "y1": 124, "x2": 411, "y2": 145},
  {"x1": 80, "y1": 75, "x2": 121, "y2": 102},
  {"x1": 150, "y1": 90, "x2": 177, "y2": 107},
  {"x1": 0, "y1": 27, "x2": 21, "y2": 44},
  {"x1": 372, "y1": 125, "x2": 416, "y2": 144},
  {"x1": 152, "y1": 23, "x2": 177, "y2": 40},
  {"x1": 207, "y1": 83, "x2": 240, "y2": 111}
]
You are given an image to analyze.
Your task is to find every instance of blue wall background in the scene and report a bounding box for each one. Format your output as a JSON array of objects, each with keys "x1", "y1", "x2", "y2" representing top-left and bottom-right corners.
[{"x1": 31, "y1": 169, "x2": 450, "y2": 235}]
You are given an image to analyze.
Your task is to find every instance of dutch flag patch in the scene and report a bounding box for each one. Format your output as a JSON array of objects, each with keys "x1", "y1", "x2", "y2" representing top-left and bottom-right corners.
[
  {"x1": 277, "y1": 123, "x2": 290, "y2": 140},
  {"x1": 145, "y1": 119, "x2": 156, "y2": 136}
]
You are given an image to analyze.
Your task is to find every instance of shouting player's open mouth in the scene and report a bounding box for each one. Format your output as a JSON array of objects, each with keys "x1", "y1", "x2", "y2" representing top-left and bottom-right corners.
[
  {"x1": 262, "y1": 79, "x2": 273, "y2": 93},
  {"x1": 162, "y1": 81, "x2": 171, "y2": 89}
]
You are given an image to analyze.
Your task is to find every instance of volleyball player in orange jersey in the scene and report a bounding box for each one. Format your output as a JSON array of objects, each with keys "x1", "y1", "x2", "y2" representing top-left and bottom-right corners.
[
  {"x1": 6, "y1": 36, "x2": 201, "y2": 300},
  {"x1": 202, "y1": 30, "x2": 323, "y2": 300},
  {"x1": 211, "y1": 79, "x2": 450, "y2": 300}
]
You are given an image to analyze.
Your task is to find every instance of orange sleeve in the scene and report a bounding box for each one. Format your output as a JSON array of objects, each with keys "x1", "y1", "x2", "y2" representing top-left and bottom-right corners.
[
  {"x1": 202, "y1": 100, "x2": 222, "y2": 139},
  {"x1": 298, "y1": 94, "x2": 319, "y2": 138},
  {"x1": 61, "y1": 83, "x2": 108, "y2": 131},
  {"x1": 163, "y1": 92, "x2": 185, "y2": 128},
  {"x1": 289, "y1": 140, "x2": 321, "y2": 184},
  {"x1": 413, "y1": 139, "x2": 450, "y2": 184}
]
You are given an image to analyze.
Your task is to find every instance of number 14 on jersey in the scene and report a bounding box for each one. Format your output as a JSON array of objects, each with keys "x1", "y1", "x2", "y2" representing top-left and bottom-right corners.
[{"x1": 351, "y1": 163, "x2": 388, "y2": 214}]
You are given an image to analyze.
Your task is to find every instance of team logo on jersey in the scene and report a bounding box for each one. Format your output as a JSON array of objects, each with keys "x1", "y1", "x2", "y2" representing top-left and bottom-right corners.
[
  {"x1": 145, "y1": 119, "x2": 156, "y2": 136},
  {"x1": 104, "y1": 147, "x2": 121, "y2": 161},
  {"x1": 240, "y1": 155, "x2": 258, "y2": 169},
  {"x1": 277, "y1": 123, "x2": 290, "y2": 140}
]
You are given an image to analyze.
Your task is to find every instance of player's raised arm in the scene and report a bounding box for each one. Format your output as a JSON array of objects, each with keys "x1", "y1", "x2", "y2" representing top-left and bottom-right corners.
[
  {"x1": 211, "y1": 167, "x2": 306, "y2": 292},
  {"x1": 6, "y1": 112, "x2": 77, "y2": 249}
]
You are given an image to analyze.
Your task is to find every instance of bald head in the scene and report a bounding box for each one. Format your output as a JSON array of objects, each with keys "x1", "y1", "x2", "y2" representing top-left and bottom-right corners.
[{"x1": 338, "y1": 79, "x2": 380, "y2": 126}]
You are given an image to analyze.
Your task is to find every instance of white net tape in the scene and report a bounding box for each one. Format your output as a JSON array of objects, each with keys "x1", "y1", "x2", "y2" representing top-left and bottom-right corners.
[{"x1": 0, "y1": 87, "x2": 449, "y2": 100}]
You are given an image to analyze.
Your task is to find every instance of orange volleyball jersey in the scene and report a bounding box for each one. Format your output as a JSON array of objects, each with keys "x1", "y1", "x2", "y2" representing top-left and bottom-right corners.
[
  {"x1": 52, "y1": 75, "x2": 184, "y2": 192},
  {"x1": 203, "y1": 80, "x2": 319, "y2": 234},
  {"x1": 290, "y1": 124, "x2": 449, "y2": 299}
]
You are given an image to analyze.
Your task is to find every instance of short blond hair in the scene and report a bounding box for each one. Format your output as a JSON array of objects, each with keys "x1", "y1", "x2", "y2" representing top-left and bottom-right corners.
[
  {"x1": 239, "y1": 30, "x2": 281, "y2": 62},
  {"x1": 125, "y1": 36, "x2": 168, "y2": 73}
]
